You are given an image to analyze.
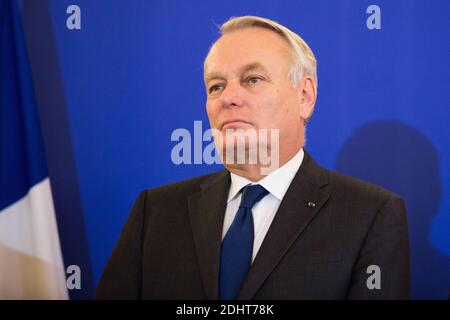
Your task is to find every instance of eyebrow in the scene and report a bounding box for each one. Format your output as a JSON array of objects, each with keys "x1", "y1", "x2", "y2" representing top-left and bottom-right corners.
[{"x1": 204, "y1": 62, "x2": 269, "y2": 84}]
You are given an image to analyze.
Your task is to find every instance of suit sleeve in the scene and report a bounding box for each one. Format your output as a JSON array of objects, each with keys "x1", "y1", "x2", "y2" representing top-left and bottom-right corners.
[
  {"x1": 95, "y1": 190, "x2": 147, "y2": 299},
  {"x1": 347, "y1": 196, "x2": 411, "y2": 299}
]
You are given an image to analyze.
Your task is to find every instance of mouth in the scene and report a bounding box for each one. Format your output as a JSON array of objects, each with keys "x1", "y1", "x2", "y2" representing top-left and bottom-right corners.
[{"x1": 221, "y1": 119, "x2": 252, "y2": 130}]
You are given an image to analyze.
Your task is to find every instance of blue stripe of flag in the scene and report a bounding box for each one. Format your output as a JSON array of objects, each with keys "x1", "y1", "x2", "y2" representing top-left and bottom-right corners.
[{"x1": 0, "y1": 0, "x2": 48, "y2": 211}]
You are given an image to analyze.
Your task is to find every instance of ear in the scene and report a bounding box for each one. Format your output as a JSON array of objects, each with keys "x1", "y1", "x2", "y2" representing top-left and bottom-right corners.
[{"x1": 298, "y1": 75, "x2": 317, "y2": 122}]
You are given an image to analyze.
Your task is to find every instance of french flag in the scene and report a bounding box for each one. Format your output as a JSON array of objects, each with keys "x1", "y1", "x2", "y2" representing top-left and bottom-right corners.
[{"x1": 0, "y1": 0, "x2": 68, "y2": 299}]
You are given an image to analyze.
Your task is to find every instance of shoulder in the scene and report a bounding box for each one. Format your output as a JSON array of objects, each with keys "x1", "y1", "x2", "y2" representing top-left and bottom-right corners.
[
  {"x1": 301, "y1": 150, "x2": 404, "y2": 215},
  {"x1": 319, "y1": 167, "x2": 407, "y2": 225},
  {"x1": 303, "y1": 150, "x2": 402, "y2": 206},
  {"x1": 136, "y1": 169, "x2": 228, "y2": 203},
  {"x1": 327, "y1": 169, "x2": 401, "y2": 202}
]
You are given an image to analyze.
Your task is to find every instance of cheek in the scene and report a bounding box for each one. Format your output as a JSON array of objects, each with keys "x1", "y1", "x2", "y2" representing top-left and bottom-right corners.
[
  {"x1": 255, "y1": 90, "x2": 287, "y2": 128},
  {"x1": 206, "y1": 101, "x2": 220, "y2": 126},
  {"x1": 262, "y1": 90, "x2": 300, "y2": 134}
]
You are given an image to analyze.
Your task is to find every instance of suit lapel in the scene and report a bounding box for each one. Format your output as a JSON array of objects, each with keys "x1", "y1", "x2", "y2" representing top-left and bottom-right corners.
[
  {"x1": 237, "y1": 151, "x2": 330, "y2": 299},
  {"x1": 188, "y1": 171, "x2": 230, "y2": 300}
]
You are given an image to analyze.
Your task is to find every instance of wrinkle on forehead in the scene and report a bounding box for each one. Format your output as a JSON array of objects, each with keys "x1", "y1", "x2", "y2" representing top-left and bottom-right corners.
[
  {"x1": 204, "y1": 62, "x2": 271, "y2": 86},
  {"x1": 203, "y1": 27, "x2": 293, "y2": 79}
]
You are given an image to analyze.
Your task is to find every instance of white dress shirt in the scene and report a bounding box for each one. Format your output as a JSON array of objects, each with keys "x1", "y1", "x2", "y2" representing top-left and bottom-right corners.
[{"x1": 222, "y1": 148, "x2": 305, "y2": 262}]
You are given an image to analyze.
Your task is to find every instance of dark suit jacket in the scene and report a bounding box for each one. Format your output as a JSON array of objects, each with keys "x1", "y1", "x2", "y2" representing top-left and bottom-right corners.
[{"x1": 96, "y1": 151, "x2": 410, "y2": 299}]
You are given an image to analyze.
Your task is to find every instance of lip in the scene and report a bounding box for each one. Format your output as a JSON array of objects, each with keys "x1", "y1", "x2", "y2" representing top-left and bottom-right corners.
[{"x1": 221, "y1": 119, "x2": 251, "y2": 130}]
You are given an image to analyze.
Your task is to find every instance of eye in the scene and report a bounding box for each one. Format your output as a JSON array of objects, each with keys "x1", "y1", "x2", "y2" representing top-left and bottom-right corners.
[
  {"x1": 208, "y1": 84, "x2": 223, "y2": 94},
  {"x1": 246, "y1": 76, "x2": 263, "y2": 85}
]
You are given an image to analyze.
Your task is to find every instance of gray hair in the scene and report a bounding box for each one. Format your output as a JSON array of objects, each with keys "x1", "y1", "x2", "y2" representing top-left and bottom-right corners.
[{"x1": 205, "y1": 15, "x2": 318, "y2": 89}]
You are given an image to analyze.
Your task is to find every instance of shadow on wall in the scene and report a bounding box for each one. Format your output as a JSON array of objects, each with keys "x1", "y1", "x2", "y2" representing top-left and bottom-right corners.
[
  {"x1": 20, "y1": 0, "x2": 94, "y2": 299},
  {"x1": 335, "y1": 120, "x2": 450, "y2": 299}
]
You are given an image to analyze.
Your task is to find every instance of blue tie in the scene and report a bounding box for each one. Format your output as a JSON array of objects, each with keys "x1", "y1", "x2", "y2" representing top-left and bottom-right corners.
[{"x1": 219, "y1": 184, "x2": 269, "y2": 299}]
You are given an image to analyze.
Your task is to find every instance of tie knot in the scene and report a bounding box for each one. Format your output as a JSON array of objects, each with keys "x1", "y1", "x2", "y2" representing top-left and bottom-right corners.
[{"x1": 239, "y1": 184, "x2": 269, "y2": 209}]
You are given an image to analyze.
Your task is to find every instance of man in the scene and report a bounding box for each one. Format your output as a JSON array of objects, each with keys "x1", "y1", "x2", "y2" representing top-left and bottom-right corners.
[{"x1": 96, "y1": 16, "x2": 410, "y2": 299}]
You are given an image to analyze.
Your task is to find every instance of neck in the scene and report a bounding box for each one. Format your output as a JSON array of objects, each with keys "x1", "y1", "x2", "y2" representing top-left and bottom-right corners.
[{"x1": 224, "y1": 145, "x2": 303, "y2": 181}]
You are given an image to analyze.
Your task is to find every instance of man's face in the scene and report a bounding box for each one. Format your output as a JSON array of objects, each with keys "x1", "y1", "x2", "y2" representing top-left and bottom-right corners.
[{"x1": 204, "y1": 28, "x2": 305, "y2": 164}]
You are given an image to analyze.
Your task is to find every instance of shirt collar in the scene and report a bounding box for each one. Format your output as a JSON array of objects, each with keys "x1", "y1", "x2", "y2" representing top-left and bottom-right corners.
[{"x1": 227, "y1": 148, "x2": 305, "y2": 202}]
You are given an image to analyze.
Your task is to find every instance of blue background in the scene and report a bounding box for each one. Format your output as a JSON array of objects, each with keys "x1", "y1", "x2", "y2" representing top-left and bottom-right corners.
[{"x1": 17, "y1": 0, "x2": 450, "y2": 299}]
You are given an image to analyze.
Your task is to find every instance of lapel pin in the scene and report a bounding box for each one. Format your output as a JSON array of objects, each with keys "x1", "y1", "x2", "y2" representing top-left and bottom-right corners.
[{"x1": 307, "y1": 201, "x2": 316, "y2": 208}]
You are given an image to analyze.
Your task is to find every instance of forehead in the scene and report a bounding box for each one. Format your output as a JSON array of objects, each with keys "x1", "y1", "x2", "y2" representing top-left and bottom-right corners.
[{"x1": 204, "y1": 28, "x2": 291, "y2": 77}]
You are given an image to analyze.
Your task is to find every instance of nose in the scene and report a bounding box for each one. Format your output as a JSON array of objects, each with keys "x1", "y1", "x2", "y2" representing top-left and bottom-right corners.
[{"x1": 220, "y1": 81, "x2": 244, "y2": 109}]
